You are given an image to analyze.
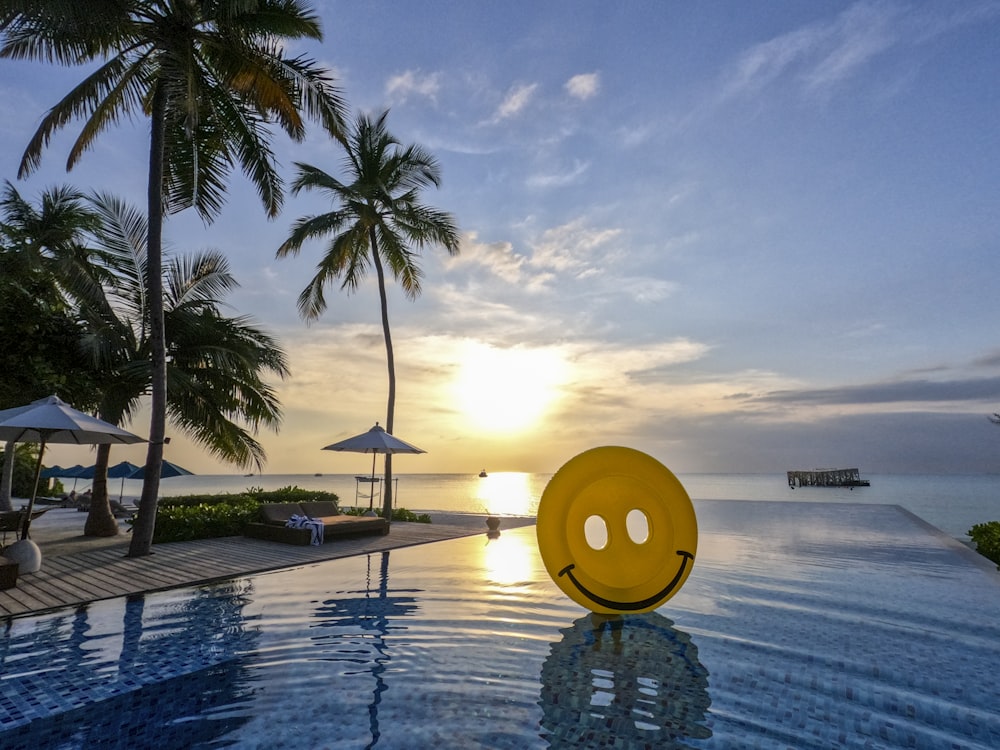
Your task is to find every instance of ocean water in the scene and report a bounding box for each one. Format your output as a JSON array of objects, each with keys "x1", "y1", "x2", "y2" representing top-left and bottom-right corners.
[{"x1": 90, "y1": 471, "x2": 1000, "y2": 540}]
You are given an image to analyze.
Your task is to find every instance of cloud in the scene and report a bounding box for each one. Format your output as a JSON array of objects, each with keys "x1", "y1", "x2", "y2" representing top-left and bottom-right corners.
[
  {"x1": 565, "y1": 72, "x2": 600, "y2": 100},
  {"x1": 526, "y1": 159, "x2": 590, "y2": 189},
  {"x1": 529, "y1": 218, "x2": 623, "y2": 275},
  {"x1": 751, "y1": 375, "x2": 1000, "y2": 406},
  {"x1": 446, "y1": 232, "x2": 530, "y2": 284},
  {"x1": 494, "y1": 82, "x2": 539, "y2": 120},
  {"x1": 615, "y1": 276, "x2": 677, "y2": 303},
  {"x1": 716, "y1": 0, "x2": 999, "y2": 103},
  {"x1": 625, "y1": 410, "x2": 1000, "y2": 474},
  {"x1": 385, "y1": 69, "x2": 441, "y2": 103},
  {"x1": 973, "y1": 349, "x2": 1000, "y2": 369}
]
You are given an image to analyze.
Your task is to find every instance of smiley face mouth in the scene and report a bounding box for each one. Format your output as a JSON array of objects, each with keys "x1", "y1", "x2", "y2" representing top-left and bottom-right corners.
[{"x1": 558, "y1": 550, "x2": 695, "y2": 612}]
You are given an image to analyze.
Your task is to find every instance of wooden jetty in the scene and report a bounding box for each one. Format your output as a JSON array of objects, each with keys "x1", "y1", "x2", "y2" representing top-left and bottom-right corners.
[{"x1": 787, "y1": 468, "x2": 870, "y2": 488}]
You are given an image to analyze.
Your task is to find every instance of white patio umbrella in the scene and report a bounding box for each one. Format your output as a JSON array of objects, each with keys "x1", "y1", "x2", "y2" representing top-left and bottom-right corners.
[
  {"x1": 322, "y1": 423, "x2": 426, "y2": 511},
  {"x1": 0, "y1": 395, "x2": 144, "y2": 572}
]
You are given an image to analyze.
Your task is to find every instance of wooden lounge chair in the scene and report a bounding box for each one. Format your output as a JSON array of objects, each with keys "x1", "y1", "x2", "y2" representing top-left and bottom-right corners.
[{"x1": 244, "y1": 501, "x2": 388, "y2": 545}]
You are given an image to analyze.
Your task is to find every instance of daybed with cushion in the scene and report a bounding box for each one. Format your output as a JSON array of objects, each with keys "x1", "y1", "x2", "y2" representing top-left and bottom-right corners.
[{"x1": 244, "y1": 501, "x2": 388, "y2": 545}]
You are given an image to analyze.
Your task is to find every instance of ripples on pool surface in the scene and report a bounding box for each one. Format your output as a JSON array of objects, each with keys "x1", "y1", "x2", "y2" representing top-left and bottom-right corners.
[{"x1": 1, "y1": 500, "x2": 999, "y2": 749}]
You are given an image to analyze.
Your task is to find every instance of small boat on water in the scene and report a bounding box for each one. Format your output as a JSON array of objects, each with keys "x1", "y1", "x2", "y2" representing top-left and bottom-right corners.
[{"x1": 479, "y1": 469, "x2": 488, "y2": 478}]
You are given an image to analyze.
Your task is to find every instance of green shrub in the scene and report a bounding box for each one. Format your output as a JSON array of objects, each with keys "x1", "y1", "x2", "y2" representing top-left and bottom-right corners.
[
  {"x1": 246, "y1": 486, "x2": 340, "y2": 505},
  {"x1": 969, "y1": 521, "x2": 1000, "y2": 568},
  {"x1": 147, "y1": 485, "x2": 340, "y2": 542},
  {"x1": 341, "y1": 506, "x2": 431, "y2": 523},
  {"x1": 158, "y1": 486, "x2": 338, "y2": 509},
  {"x1": 151, "y1": 497, "x2": 260, "y2": 543},
  {"x1": 0, "y1": 445, "x2": 42, "y2": 498},
  {"x1": 158, "y1": 493, "x2": 253, "y2": 509}
]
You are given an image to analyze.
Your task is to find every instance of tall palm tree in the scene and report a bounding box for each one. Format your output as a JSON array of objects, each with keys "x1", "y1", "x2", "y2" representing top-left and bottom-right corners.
[
  {"x1": 277, "y1": 110, "x2": 460, "y2": 523},
  {"x1": 77, "y1": 193, "x2": 289, "y2": 536},
  {"x1": 0, "y1": 1, "x2": 346, "y2": 556}
]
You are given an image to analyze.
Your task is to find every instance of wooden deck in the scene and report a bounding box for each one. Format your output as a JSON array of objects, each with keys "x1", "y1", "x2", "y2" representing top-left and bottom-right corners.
[{"x1": 0, "y1": 519, "x2": 534, "y2": 619}]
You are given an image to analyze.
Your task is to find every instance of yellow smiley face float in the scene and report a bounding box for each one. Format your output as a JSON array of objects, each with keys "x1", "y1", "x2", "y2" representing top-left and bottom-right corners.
[{"x1": 536, "y1": 447, "x2": 697, "y2": 614}]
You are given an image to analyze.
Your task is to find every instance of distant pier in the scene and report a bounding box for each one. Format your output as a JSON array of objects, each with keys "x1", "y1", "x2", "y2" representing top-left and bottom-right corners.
[{"x1": 787, "y1": 468, "x2": 870, "y2": 488}]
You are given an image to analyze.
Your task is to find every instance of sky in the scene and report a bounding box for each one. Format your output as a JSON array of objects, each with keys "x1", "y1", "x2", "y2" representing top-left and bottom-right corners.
[{"x1": 3, "y1": 1, "x2": 1000, "y2": 476}]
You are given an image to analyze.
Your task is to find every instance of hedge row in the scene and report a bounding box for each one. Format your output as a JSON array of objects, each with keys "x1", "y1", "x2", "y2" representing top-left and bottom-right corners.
[
  {"x1": 141, "y1": 485, "x2": 429, "y2": 544},
  {"x1": 969, "y1": 521, "x2": 1000, "y2": 569},
  {"x1": 145, "y1": 486, "x2": 340, "y2": 543}
]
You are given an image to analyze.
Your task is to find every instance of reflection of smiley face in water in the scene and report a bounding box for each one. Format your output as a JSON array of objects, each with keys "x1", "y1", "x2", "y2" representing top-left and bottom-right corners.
[{"x1": 536, "y1": 447, "x2": 697, "y2": 614}]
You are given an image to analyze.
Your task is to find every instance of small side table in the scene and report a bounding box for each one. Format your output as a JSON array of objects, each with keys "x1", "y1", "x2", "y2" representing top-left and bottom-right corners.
[{"x1": 0, "y1": 556, "x2": 18, "y2": 590}]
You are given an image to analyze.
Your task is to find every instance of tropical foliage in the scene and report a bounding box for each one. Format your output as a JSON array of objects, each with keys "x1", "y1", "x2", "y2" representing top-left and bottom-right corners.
[
  {"x1": 0, "y1": 0, "x2": 346, "y2": 557},
  {"x1": 277, "y1": 110, "x2": 459, "y2": 522},
  {"x1": 969, "y1": 521, "x2": 1000, "y2": 569},
  {"x1": 0, "y1": 183, "x2": 102, "y2": 411},
  {"x1": 0, "y1": 445, "x2": 44, "y2": 499},
  {"x1": 143, "y1": 486, "x2": 343, "y2": 542},
  {"x1": 74, "y1": 193, "x2": 291, "y2": 535},
  {"x1": 0, "y1": 182, "x2": 103, "y2": 510}
]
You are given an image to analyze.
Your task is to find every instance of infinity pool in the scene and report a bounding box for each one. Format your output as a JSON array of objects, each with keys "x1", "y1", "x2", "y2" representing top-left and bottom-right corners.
[{"x1": 1, "y1": 501, "x2": 999, "y2": 748}]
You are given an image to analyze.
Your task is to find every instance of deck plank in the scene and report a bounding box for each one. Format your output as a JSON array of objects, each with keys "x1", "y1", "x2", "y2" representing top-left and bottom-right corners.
[{"x1": 0, "y1": 519, "x2": 535, "y2": 619}]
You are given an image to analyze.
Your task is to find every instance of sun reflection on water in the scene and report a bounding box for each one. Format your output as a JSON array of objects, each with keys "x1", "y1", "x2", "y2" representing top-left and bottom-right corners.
[
  {"x1": 471, "y1": 472, "x2": 541, "y2": 516},
  {"x1": 481, "y1": 531, "x2": 535, "y2": 586}
]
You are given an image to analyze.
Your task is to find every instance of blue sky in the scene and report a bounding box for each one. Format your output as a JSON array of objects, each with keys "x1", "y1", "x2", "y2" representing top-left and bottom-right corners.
[{"x1": 4, "y1": 1, "x2": 1000, "y2": 475}]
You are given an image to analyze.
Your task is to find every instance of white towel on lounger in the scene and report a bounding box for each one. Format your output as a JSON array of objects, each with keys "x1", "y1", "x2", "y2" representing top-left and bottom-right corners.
[{"x1": 286, "y1": 514, "x2": 324, "y2": 545}]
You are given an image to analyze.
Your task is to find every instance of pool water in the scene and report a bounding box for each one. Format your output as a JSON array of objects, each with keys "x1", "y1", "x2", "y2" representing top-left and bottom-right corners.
[{"x1": 1, "y1": 500, "x2": 999, "y2": 749}]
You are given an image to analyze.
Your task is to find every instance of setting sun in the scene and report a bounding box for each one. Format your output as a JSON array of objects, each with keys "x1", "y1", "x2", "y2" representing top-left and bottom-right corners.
[{"x1": 453, "y1": 344, "x2": 565, "y2": 433}]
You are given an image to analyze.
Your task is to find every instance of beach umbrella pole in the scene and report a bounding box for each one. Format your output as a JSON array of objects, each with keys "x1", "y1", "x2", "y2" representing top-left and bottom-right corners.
[{"x1": 20, "y1": 438, "x2": 46, "y2": 539}]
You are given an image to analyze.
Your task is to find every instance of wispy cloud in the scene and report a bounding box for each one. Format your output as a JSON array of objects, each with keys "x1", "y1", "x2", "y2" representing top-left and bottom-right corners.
[
  {"x1": 750, "y1": 375, "x2": 1000, "y2": 406},
  {"x1": 494, "y1": 82, "x2": 539, "y2": 120},
  {"x1": 529, "y1": 219, "x2": 623, "y2": 276},
  {"x1": 447, "y1": 232, "x2": 530, "y2": 284},
  {"x1": 444, "y1": 221, "x2": 629, "y2": 293},
  {"x1": 385, "y1": 69, "x2": 441, "y2": 103},
  {"x1": 526, "y1": 159, "x2": 590, "y2": 189},
  {"x1": 565, "y1": 72, "x2": 600, "y2": 100},
  {"x1": 718, "y1": 0, "x2": 1000, "y2": 103}
]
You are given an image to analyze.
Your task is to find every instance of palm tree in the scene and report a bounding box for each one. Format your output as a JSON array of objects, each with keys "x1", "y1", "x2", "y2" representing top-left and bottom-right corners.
[
  {"x1": 76, "y1": 193, "x2": 289, "y2": 536},
  {"x1": 0, "y1": 1, "x2": 346, "y2": 556},
  {"x1": 277, "y1": 110, "x2": 460, "y2": 523},
  {"x1": 0, "y1": 182, "x2": 102, "y2": 511}
]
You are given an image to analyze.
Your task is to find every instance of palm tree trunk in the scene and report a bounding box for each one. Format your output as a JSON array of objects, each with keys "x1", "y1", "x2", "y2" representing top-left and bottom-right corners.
[
  {"x1": 129, "y1": 84, "x2": 167, "y2": 557},
  {"x1": 84, "y1": 442, "x2": 119, "y2": 537},
  {"x1": 0, "y1": 441, "x2": 14, "y2": 512},
  {"x1": 370, "y1": 230, "x2": 395, "y2": 524}
]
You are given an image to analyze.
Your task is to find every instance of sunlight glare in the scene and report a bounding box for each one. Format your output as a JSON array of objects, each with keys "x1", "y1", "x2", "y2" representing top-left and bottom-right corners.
[
  {"x1": 473, "y1": 472, "x2": 538, "y2": 516},
  {"x1": 482, "y1": 532, "x2": 535, "y2": 586},
  {"x1": 453, "y1": 344, "x2": 564, "y2": 434}
]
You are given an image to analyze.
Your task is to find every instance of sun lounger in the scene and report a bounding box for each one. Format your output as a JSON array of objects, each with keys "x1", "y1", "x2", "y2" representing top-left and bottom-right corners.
[
  {"x1": 243, "y1": 501, "x2": 388, "y2": 545},
  {"x1": 0, "y1": 508, "x2": 50, "y2": 545}
]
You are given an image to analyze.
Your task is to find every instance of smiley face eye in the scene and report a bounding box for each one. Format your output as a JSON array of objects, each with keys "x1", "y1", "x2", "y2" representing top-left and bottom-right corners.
[
  {"x1": 584, "y1": 515, "x2": 609, "y2": 549},
  {"x1": 626, "y1": 509, "x2": 650, "y2": 544}
]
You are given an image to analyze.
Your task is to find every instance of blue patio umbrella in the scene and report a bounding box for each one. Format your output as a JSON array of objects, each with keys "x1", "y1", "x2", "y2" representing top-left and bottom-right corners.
[
  {"x1": 63, "y1": 460, "x2": 143, "y2": 500},
  {"x1": 57, "y1": 464, "x2": 89, "y2": 491},
  {"x1": 128, "y1": 460, "x2": 194, "y2": 480},
  {"x1": 39, "y1": 465, "x2": 67, "y2": 479},
  {"x1": 102, "y1": 460, "x2": 143, "y2": 500}
]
